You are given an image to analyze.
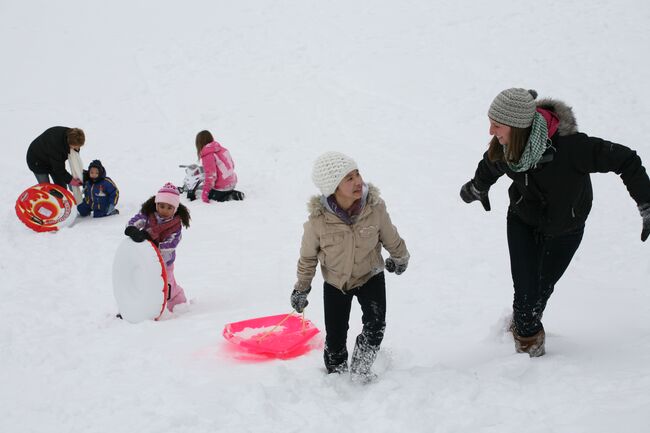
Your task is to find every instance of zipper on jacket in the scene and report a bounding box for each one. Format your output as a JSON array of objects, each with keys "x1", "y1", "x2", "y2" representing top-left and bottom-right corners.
[
  {"x1": 525, "y1": 173, "x2": 528, "y2": 186},
  {"x1": 571, "y1": 207, "x2": 575, "y2": 218}
]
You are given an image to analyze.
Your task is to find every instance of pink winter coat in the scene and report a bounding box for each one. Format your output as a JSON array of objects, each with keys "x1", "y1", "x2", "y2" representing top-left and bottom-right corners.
[{"x1": 200, "y1": 140, "x2": 238, "y2": 202}]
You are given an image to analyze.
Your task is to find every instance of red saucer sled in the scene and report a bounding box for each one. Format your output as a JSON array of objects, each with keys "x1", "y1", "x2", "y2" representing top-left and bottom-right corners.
[
  {"x1": 112, "y1": 238, "x2": 169, "y2": 323},
  {"x1": 15, "y1": 183, "x2": 77, "y2": 232},
  {"x1": 223, "y1": 313, "x2": 320, "y2": 359}
]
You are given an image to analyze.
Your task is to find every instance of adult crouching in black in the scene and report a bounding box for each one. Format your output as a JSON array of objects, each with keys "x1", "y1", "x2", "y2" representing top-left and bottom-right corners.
[{"x1": 26, "y1": 126, "x2": 85, "y2": 188}]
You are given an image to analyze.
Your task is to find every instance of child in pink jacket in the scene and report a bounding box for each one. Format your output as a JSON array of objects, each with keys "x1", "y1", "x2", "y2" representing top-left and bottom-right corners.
[{"x1": 195, "y1": 130, "x2": 245, "y2": 203}]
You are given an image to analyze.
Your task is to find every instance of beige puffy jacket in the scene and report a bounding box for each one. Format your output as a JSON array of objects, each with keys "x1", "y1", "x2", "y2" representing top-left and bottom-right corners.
[{"x1": 295, "y1": 184, "x2": 409, "y2": 292}]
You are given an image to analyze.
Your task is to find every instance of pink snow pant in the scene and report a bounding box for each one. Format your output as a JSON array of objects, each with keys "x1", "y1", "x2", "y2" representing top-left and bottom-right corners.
[{"x1": 165, "y1": 264, "x2": 187, "y2": 312}]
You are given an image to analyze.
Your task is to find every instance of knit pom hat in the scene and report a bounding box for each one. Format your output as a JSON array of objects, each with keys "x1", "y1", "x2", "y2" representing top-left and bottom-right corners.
[
  {"x1": 488, "y1": 88, "x2": 539, "y2": 128},
  {"x1": 312, "y1": 151, "x2": 358, "y2": 196},
  {"x1": 155, "y1": 182, "x2": 180, "y2": 209}
]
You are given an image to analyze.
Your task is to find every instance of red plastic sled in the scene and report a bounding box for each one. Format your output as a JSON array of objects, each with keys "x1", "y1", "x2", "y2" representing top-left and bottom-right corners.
[
  {"x1": 223, "y1": 313, "x2": 320, "y2": 359},
  {"x1": 15, "y1": 183, "x2": 77, "y2": 232}
]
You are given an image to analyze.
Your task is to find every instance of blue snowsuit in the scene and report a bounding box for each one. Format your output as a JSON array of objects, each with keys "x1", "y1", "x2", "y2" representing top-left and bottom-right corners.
[{"x1": 77, "y1": 160, "x2": 119, "y2": 218}]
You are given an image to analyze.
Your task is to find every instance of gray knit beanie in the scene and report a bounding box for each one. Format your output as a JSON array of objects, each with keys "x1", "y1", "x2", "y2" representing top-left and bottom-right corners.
[
  {"x1": 312, "y1": 151, "x2": 358, "y2": 196},
  {"x1": 488, "y1": 88, "x2": 539, "y2": 128}
]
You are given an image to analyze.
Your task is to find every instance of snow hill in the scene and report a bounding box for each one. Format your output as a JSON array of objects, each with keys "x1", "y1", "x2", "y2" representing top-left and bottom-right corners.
[{"x1": 1, "y1": 1, "x2": 649, "y2": 432}]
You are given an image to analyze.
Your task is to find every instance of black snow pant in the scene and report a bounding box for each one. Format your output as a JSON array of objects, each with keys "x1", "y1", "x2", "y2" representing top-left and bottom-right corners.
[
  {"x1": 323, "y1": 272, "x2": 386, "y2": 373},
  {"x1": 507, "y1": 211, "x2": 584, "y2": 337}
]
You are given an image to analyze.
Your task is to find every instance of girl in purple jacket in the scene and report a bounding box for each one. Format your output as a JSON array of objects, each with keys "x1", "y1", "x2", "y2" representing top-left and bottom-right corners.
[{"x1": 124, "y1": 183, "x2": 191, "y2": 312}]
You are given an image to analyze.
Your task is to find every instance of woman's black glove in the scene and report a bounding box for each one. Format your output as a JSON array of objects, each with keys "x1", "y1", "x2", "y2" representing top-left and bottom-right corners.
[
  {"x1": 639, "y1": 203, "x2": 650, "y2": 242},
  {"x1": 460, "y1": 180, "x2": 491, "y2": 211},
  {"x1": 124, "y1": 226, "x2": 150, "y2": 243}
]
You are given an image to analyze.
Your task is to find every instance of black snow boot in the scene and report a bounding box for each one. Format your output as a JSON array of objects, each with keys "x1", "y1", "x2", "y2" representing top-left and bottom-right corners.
[
  {"x1": 350, "y1": 340, "x2": 379, "y2": 383},
  {"x1": 324, "y1": 344, "x2": 349, "y2": 374},
  {"x1": 230, "y1": 190, "x2": 245, "y2": 201}
]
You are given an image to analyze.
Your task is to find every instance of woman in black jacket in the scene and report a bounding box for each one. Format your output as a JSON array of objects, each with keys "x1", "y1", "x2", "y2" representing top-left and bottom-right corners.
[
  {"x1": 460, "y1": 88, "x2": 650, "y2": 357},
  {"x1": 26, "y1": 126, "x2": 85, "y2": 187}
]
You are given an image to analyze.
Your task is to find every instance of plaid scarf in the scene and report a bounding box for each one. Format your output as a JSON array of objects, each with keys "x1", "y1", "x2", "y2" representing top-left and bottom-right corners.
[
  {"x1": 146, "y1": 213, "x2": 181, "y2": 244},
  {"x1": 505, "y1": 112, "x2": 550, "y2": 172}
]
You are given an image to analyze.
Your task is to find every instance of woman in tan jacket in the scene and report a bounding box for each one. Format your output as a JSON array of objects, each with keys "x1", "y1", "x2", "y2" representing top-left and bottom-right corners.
[{"x1": 291, "y1": 151, "x2": 409, "y2": 382}]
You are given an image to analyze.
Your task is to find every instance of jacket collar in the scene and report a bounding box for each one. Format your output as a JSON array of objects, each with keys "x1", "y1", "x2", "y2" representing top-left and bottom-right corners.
[
  {"x1": 308, "y1": 183, "x2": 381, "y2": 219},
  {"x1": 536, "y1": 98, "x2": 578, "y2": 136}
]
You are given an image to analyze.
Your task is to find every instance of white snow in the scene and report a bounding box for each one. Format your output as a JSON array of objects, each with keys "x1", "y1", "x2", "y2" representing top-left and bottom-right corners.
[{"x1": 2, "y1": 1, "x2": 650, "y2": 432}]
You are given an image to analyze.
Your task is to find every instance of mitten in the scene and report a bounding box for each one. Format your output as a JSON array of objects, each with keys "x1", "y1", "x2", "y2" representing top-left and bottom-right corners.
[
  {"x1": 69, "y1": 178, "x2": 83, "y2": 187},
  {"x1": 124, "y1": 226, "x2": 149, "y2": 243},
  {"x1": 385, "y1": 257, "x2": 408, "y2": 275},
  {"x1": 460, "y1": 180, "x2": 491, "y2": 211},
  {"x1": 290, "y1": 286, "x2": 311, "y2": 313},
  {"x1": 639, "y1": 203, "x2": 650, "y2": 242}
]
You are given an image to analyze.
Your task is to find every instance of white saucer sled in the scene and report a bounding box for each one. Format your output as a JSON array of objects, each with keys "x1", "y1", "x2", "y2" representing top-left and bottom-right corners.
[{"x1": 112, "y1": 238, "x2": 169, "y2": 323}]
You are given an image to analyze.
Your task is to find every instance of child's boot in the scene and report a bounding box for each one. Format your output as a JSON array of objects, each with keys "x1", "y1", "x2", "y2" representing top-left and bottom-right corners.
[
  {"x1": 350, "y1": 341, "x2": 379, "y2": 383},
  {"x1": 324, "y1": 344, "x2": 348, "y2": 374}
]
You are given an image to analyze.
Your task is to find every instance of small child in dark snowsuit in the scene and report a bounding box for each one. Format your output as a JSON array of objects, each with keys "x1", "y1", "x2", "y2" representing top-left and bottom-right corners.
[{"x1": 77, "y1": 160, "x2": 119, "y2": 218}]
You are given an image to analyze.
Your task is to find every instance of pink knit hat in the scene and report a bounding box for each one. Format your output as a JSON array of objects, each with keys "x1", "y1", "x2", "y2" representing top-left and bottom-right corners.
[{"x1": 155, "y1": 182, "x2": 180, "y2": 209}]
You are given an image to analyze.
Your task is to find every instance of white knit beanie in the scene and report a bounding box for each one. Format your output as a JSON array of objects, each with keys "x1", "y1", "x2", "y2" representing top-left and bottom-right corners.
[{"x1": 311, "y1": 151, "x2": 358, "y2": 196}]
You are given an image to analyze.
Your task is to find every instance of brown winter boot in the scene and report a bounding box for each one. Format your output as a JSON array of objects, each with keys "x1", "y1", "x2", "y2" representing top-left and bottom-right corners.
[{"x1": 513, "y1": 328, "x2": 546, "y2": 357}]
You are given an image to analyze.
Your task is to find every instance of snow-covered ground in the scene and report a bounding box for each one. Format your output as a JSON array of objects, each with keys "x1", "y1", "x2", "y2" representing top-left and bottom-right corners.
[{"x1": 2, "y1": 1, "x2": 650, "y2": 432}]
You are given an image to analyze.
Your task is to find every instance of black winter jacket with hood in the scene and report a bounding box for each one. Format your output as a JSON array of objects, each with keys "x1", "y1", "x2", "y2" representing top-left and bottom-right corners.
[
  {"x1": 26, "y1": 126, "x2": 74, "y2": 185},
  {"x1": 472, "y1": 98, "x2": 650, "y2": 236}
]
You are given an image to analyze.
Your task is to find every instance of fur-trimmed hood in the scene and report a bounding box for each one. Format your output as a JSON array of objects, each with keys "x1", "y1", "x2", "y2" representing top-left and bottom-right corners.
[
  {"x1": 536, "y1": 98, "x2": 579, "y2": 136},
  {"x1": 307, "y1": 183, "x2": 381, "y2": 218}
]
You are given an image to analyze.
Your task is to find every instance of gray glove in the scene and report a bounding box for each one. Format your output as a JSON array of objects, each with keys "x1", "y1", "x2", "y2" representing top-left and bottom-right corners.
[
  {"x1": 460, "y1": 180, "x2": 491, "y2": 211},
  {"x1": 385, "y1": 257, "x2": 408, "y2": 275},
  {"x1": 640, "y1": 203, "x2": 650, "y2": 242},
  {"x1": 290, "y1": 287, "x2": 311, "y2": 313}
]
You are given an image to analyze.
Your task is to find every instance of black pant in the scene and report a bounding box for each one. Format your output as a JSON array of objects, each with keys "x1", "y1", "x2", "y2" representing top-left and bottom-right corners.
[
  {"x1": 507, "y1": 211, "x2": 584, "y2": 337},
  {"x1": 322, "y1": 272, "x2": 386, "y2": 371}
]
